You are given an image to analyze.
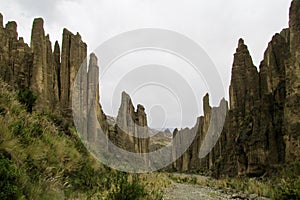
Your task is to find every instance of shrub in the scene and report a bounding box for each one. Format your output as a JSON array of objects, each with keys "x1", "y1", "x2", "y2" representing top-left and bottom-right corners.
[
  {"x1": 107, "y1": 173, "x2": 146, "y2": 200},
  {"x1": 0, "y1": 153, "x2": 22, "y2": 200},
  {"x1": 275, "y1": 178, "x2": 300, "y2": 200},
  {"x1": 17, "y1": 88, "x2": 37, "y2": 113}
]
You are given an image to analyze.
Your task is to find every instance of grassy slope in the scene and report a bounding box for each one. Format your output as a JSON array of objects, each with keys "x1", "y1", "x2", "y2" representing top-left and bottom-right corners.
[{"x1": 0, "y1": 79, "x2": 169, "y2": 199}]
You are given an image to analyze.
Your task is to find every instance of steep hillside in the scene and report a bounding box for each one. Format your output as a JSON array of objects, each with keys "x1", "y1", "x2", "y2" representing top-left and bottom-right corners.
[{"x1": 0, "y1": 79, "x2": 167, "y2": 199}]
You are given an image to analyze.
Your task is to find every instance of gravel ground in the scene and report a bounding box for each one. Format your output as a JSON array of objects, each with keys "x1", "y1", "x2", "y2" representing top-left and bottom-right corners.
[
  {"x1": 163, "y1": 182, "x2": 231, "y2": 200},
  {"x1": 162, "y1": 174, "x2": 270, "y2": 200}
]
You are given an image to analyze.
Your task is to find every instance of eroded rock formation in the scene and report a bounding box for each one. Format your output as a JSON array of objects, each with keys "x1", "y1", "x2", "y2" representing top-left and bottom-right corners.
[
  {"x1": 0, "y1": 12, "x2": 152, "y2": 170},
  {"x1": 0, "y1": 15, "x2": 87, "y2": 114},
  {"x1": 0, "y1": 0, "x2": 299, "y2": 177},
  {"x1": 172, "y1": 0, "x2": 300, "y2": 177},
  {"x1": 0, "y1": 18, "x2": 32, "y2": 90},
  {"x1": 113, "y1": 92, "x2": 150, "y2": 156},
  {"x1": 60, "y1": 29, "x2": 87, "y2": 114},
  {"x1": 285, "y1": 0, "x2": 300, "y2": 162}
]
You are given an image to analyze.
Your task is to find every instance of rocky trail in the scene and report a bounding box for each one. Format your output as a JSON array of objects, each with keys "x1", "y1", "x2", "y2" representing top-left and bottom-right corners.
[
  {"x1": 163, "y1": 182, "x2": 230, "y2": 200},
  {"x1": 162, "y1": 174, "x2": 269, "y2": 200}
]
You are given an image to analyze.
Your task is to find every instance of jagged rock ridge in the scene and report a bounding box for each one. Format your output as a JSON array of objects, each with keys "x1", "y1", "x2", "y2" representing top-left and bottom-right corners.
[
  {"x1": 0, "y1": 14, "x2": 150, "y2": 161},
  {"x1": 0, "y1": 15, "x2": 87, "y2": 114},
  {"x1": 172, "y1": 0, "x2": 300, "y2": 177},
  {"x1": 1, "y1": 0, "x2": 300, "y2": 177}
]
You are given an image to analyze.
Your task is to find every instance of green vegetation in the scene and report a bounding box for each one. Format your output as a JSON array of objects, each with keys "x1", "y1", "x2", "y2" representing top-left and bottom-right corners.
[
  {"x1": 3, "y1": 76, "x2": 298, "y2": 200},
  {"x1": 107, "y1": 173, "x2": 146, "y2": 200},
  {"x1": 0, "y1": 79, "x2": 168, "y2": 199},
  {"x1": 0, "y1": 153, "x2": 22, "y2": 200},
  {"x1": 223, "y1": 163, "x2": 300, "y2": 200},
  {"x1": 17, "y1": 88, "x2": 37, "y2": 113}
]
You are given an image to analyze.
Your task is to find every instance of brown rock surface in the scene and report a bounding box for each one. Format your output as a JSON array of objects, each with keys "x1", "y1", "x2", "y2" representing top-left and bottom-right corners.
[
  {"x1": 0, "y1": 17, "x2": 33, "y2": 89},
  {"x1": 60, "y1": 28, "x2": 87, "y2": 114},
  {"x1": 115, "y1": 92, "x2": 150, "y2": 155},
  {"x1": 284, "y1": 0, "x2": 300, "y2": 162},
  {"x1": 172, "y1": 1, "x2": 300, "y2": 177},
  {"x1": 0, "y1": 1, "x2": 299, "y2": 177}
]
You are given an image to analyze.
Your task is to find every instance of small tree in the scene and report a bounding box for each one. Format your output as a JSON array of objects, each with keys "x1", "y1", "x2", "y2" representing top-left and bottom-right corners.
[{"x1": 17, "y1": 88, "x2": 37, "y2": 113}]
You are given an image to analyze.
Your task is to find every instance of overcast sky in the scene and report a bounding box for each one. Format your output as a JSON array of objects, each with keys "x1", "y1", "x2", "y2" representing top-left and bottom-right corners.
[{"x1": 0, "y1": 0, "x2": 292, "y2": 128}]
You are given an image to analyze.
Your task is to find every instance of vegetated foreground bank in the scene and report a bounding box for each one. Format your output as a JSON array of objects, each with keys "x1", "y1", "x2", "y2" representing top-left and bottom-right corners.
[{"x1": 0, "y1": 79, "x2": 169, "y2": 199}]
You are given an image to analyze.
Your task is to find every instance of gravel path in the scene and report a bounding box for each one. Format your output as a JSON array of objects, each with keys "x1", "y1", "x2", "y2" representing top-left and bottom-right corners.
[
  {"x1": 163, "y1": 182, "x2": 231, "y2": 200},
  {"x1": 162, "y1": 173, "x2": 270, "y2": 200}
]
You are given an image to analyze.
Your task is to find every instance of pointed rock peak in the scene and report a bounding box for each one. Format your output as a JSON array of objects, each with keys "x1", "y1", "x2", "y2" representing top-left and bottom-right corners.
[
  {"x1": 32, "y1": 18, "x2": 44, "y2": 29},
  {"x1": 173, "y1": 128, "x2": 178, "y2": 134},
  {"x1": 89, "y1": 53, "x2": 98, "y2": 66},
  {"x1": 233, "y1": 38, "x2": 256, "y2": 69},
  {"x1": 116, "y1": 91, "x2": 135, "y2": 126},
  {"x1": 54, "y1": 41, "x2": 60, "y2": 63},
  {"x1": 238, "y1": 38, "x2": 244, "y2": 46},
  {"x1": 54, "y1": 40, "x2": 59, "y2": 46},
  {"x1": 203, "y1": 93, "x2": 210, "y2": 106},
  {"x1": 6, "y1": 21, "x2": 17, "y2": 29},
  {"x1": 18, "y1": 37, "x2": 24, "y2": 43},
  {"x1": 0, "y1": 13, "x2": 3, "y2": 28},
  {"x1": 203, "y1": 93, "x2": 211, "y2": 115},
  {"x1": 76, "y1": 32, "x2": 81, "y2": 39},
  {"x1": 63, "y1": 28, "x2": 72, "y2": 36},
  {"x1": 31, "y1": 18, "x2": 44, "y2": 46},
  {"x1": 137, "y1": 104, "x2": 145, "y2": 112},
  {"x1": 5, "y1": 21, "x2": 17, "y2": 39},
  {"x1": 289, "y1": 0, "x2": 300, "y2": 52},
  {"x1": 219, "y1": 98, "x2": 228, "y2": 110},
  {"x1": 54, "y1": 41, "x2": 60, "y2": 52},
  {"x1": 121, "y1": 91, "x2": 131, "y2": 102},
  {"x1": 236, "y1": 38, "x2": 248, "y2": 52},
  {"x1": 219, "y1": 97, "x2": 227, "y2": 105}
]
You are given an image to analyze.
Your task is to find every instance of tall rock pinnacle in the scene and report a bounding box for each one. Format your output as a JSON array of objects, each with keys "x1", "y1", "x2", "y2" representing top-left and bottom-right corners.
[
  {"x1": 284, "y1": 0, "x2": 300, "y2": 161},
  {"x1": 6, "y1": 21, "x2": 17, "y2": 40},
  {"x1": 60, "y1": 28, "x2": 87, "y2": 113},
  {"x1": 54, "y1": 41, "x2": 61, "y2": 99},
  {"x1": 229, "y1": 38, "x2": 259, "y2": 112},
  {"x1": 30, "y1": 18, "x2": 58, "y2": 110},
  {"x1": 0, "y1": 13, "x2": 3, "y2": 28}
]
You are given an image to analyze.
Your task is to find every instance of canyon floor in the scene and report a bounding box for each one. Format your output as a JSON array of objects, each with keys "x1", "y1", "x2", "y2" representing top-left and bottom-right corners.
[{"x1": 162, "y1": 173, "x2": 270, "y2": 200}]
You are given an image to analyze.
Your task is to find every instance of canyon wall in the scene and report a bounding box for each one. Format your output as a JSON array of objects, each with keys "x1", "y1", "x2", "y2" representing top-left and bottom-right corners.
[
  {"x1": 172, "y1": 0, "x2": 300, "y2": 177},
  {"x1": 0, "y1": 0, "x2": 299, "y2": 177},
  {"x1": 0, "y1": 15, "x2": 87, "y2": 114},
  {"x1": 0, "y1": 14, "x2": 150, "y2": 159}
]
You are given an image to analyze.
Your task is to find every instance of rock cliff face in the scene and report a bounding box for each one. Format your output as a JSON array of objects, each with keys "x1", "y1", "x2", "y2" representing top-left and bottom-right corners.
[
  {"x1": 285, "y1": 0, "x2": 300, "y2": 162},
  {"x1": 114, "y1": 92, "x2": 150, "y2": 156},
  {"x1": 0, "y1": 13, "x2": 150, "y2": 164},
  {"x1": 0, "y1": 18, "x2": 32, "y2": 90},
  {"x1": 31, "y1": 18, "x2": 59, "y2": 110},
  {"x1": 0, "y1": 15, "x2": 87, "y2": 114},
  {"x1": 172, "y1": 94, "x2": 228, "y2": 172},
  {"x1": 60, "y1": 29, "x2": 87, "y2": 114},
  {"x1": 0, "y1": 0, "x2": 299, "y2": 177},
  {"x1": 173, "y1": 0, "x2": 300, "y2": 177}
]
